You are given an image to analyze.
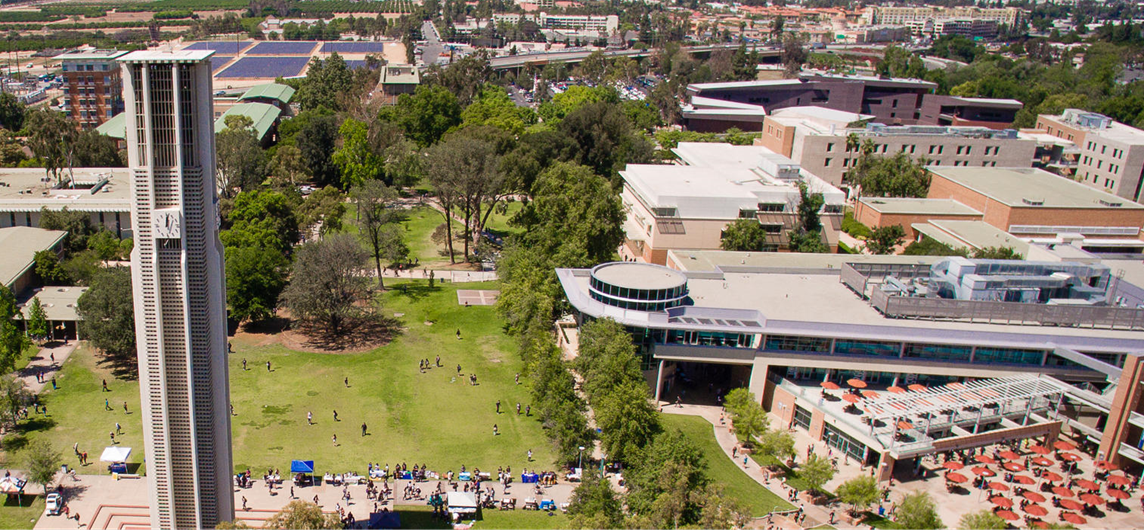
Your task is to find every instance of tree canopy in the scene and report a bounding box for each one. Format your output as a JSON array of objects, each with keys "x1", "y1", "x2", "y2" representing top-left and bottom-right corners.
[{"x1": 721, "y1": 218, "x2": 769, "y2": 252}]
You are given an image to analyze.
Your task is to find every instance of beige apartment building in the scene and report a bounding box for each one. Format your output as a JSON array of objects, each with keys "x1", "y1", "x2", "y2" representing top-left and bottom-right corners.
[
  {"x1": 620, "y1": 143, "x2": 845, "y2": 264},
  {"x1": 863, "y1": 6, "x2": 1023, "y2": 26},
  {"x1": 1035, "y1": 109, "x2": 1144, "y2": 203},
  {"x1": 761, "y1": 107, "x2": 1037, "y2": 187}
]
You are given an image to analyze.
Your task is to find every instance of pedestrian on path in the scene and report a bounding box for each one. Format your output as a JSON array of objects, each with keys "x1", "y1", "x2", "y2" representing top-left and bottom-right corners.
[
  {"x1": 496, "y1": 400, "x2": 500, "y2": 414},
  {"x1": 291, "y1": 486, "x2": 295, "y2": 499},
  {"x1": 516, "y1": 403, "x2": 521, "y2": 415},
  {"x1": 493, "y1": 424, "x2": 498, "y2": 436},
  {"x1": 333, "y1": 410, "x2": 339, "y2": 422},
  {"x1": 102, "y1": 379, "x2": 108, "y2": 392},
  {"x1": 525, "y1": 405, "x2": 530, "y2": 416},
  {"x1": 105, "y1": 399, "x2": 111, "y2": 411},
  {"x1": 307, "y1": 411, "x2": 313, "y2": 425},
  {"x1": 242, "y1": 497, "x2": 248, "y2": 511},
  {"x1": 266, "y1": 361, "x2": 271, "y2": 372},
  {"x1": 242, "y1": 358, "x2": 247, "y2": 371},
  {"x1": 515, "y1": 373, "x2": 520, "y2": 385},
  {"x1": 528, "y1": 449, "x2": 533, "y2": 462},
  {"x1": 51, "y1": 377, "x2": 57, "y2": 390},
  {"x1": 743, "y1": 455, "x2": 748, "y2": 468},
  {"x1": 123, "y1": 401, "x2": 128, "y2": 413},
  {"x1": 109, "y1": 431, "x2": 115, "y2": 444},
  {"x1": 435, "y1": 355, "x2": 440, "y2": 367},
  {"x1": 362, "y1": 423, "x2": 367, "y2": 437},
  {"x1": 49, "y1": 353, "x2": 54, "y2": 364},
  {"x1": 456, "y1": 329, "x2": 461, "y2": 340},
  {"x1": 115, "y1": 422, "x2": 121, "y2": 434},
  {"x1": 333, "y1": 434, "x2": 338, "y2": 446},
  {"x1": 345, "y1": 377, "x2": 350, "y2": 388}
]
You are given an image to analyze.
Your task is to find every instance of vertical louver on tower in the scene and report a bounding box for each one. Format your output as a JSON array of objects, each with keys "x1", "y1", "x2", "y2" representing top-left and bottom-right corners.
[{"x1": 120, "y1": 50, "x2": 234, "y2": 530}]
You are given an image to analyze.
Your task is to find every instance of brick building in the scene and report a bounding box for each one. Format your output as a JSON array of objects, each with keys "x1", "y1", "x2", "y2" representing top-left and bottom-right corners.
[{"x1": 56, "y1": 50, "x2": 128, "y2": 130}]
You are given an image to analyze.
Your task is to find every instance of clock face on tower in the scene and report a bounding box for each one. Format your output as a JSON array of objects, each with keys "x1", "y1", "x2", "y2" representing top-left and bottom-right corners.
[{"x1": 153, "y1": 208, "x2": 182, "y2": 239}]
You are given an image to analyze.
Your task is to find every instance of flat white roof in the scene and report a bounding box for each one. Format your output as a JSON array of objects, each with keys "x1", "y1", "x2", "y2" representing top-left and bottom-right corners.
[
  {"x1": 1043, "y1": 111, "x2": 1144, "y2": 145},
  {"x1": 56, "y1": 50, "x2": 129, "y2": 61},
  {"x1": 930, "y1": 167, "x2": 1144, "y2": 210},
  {"x1": 859, "y1": 197, "x2": 981, "y2": 216},
  {"x1": 947, "y1": 96, "x2": 1023, "y2": 107},
  {"x1": 771, "y1": 105, "x2": 873, "y2": 125},
  {"x1": 18, "y1": 286, "x2": 88, "y2": 322},
  {"x1": 0, "y1": 168, "x2": 130, "y2": 213},
  {"x1": 119, "y1": 50, "x2": 214, "y2": 62}
]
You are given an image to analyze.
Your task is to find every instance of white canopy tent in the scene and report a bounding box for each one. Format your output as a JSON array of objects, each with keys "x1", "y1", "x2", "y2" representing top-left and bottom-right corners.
[
  {"x1": 100, "y1": 446, "x2": 132, "y2": 463},
  {"x1": 447, "y1": 491, "x2": 478, "y2": 520}
]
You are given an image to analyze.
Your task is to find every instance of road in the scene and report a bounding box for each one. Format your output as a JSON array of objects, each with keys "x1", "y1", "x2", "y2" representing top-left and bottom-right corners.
[{"x1": 419, "y1": 20, "x2": 444, "y2": 68}]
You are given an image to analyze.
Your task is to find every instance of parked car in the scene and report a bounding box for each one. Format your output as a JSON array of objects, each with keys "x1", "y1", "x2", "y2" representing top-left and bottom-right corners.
[{"x1": 45, "y1": 493, "x2": 62, "y2": 516}]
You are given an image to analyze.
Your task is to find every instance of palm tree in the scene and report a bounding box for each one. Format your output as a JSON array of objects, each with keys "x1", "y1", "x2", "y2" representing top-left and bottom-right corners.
[{"x1": 845, "y1": 132, "x2": 860, "y2": 154}]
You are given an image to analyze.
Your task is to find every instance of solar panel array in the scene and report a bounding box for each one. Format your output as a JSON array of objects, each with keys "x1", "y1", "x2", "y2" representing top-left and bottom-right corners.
[
  {"x1": 210, "y1": 56, "x2": 234, "y2": 73},
  {"x1": 246, "y1": 41, "x2": 318, "y2": 55},
  {"x1": 217, "y1": 56, "x2": 310, "y2": 79},
  {"x1": 184, "y1": 41, "x2": 251, "y2": 54},
  {"x1": 320, "y1": 42, "x2": 391, "y2": 53}
]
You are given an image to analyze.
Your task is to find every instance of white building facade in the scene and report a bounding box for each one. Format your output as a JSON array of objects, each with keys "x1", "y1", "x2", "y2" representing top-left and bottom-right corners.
[{"x1": 121, "y1": 50, "x2": 234, "y2": 530}]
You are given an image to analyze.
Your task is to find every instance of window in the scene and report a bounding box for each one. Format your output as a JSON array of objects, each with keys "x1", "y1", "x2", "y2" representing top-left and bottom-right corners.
[
  {"x1": 652, "y1": 207, "x2": 677, "y2": 217},
  {"x1": 929, "y1": 145, "x2": 936, "y2": 154},
  {"x1": 823, "y1": 204, "x2": 843, "y2": 214},
  {"x1": 1102, "y1": 145, "x2": 1107, "y2": 154},
  {"x1": 938, "y1": 145, "x2": 944, "y2": 154},
  {"x1": 825, "y1": 158, "x2": 833, "y2": 167},
  {"x1": 738, "y1": 209, "x2": 757, "y2": 218},
  {"x1": 826, "y1": 142, "x2": 834, "y2": 152},
  {"x1": 956, "y1": 146, "x2": 963, "y2": 155},
  {"x1": 974, "y1": 348, "x2": 1043, "y2": 365},
  {"x1": 903, "y1": 343, "x2": 972, "y2": 362},
  {"x1": 758, "y1": 203, "x2": 785, "y2": 212},
  {"x1": 764, "y1": 335, "x2": 831, "y2": 353},
  {"x1": 834, "y1": 340, "x2": 900, "y2": 358},
  {"x1": 761, "y1": 223, "x2": 783, "y2": 234}
]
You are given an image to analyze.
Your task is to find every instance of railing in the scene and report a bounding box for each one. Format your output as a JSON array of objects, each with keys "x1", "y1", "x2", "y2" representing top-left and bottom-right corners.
[{"x1": 871, "y1": 285, "x2": 1144, "y2": 330}]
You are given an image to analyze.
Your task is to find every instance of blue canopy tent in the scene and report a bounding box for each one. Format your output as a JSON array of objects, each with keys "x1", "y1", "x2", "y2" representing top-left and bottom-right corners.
[
  {"x1": 291, "y1": 460, "x2": 314, "y2": 473},
  {"x1": 291, "y1": 460, "x2": 315, "y2": 486}
]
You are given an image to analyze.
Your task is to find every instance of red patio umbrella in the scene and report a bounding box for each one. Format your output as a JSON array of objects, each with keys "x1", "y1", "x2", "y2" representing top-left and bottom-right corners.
[
  {"x1": 1011, "y1": 475, "x2": 1035, "y2": 485},
  {"x1": 1107, "y1": 487, "x2": 1130, "y2": 500},
  {"x1": 999, "y1": 450, "x2": 1021, "y2": 461},
  {"x1": 1003, "y1": 462, "x2": 1026, "y2": 472},
  {"x1": 1061, "y1": 512, "x2": 1086, "y2": 525},
  {"x1": 1052, "y1": 486, "x2": 1075, "y2": 498},
  {"x1": 1022, "y1": 491, "x2": 1046, "y2": 503},
  {"x1": 1075, "y1": 479, "x2": 1099, "y2": 491},
  {"x1": 994, "y1": 509, "x2": 1019, "y2": 521},
  {"x1": 1030, "y1": 445, "x2": 1051, "y2": 455},
  {"x1": 821, "y1": 381, "x2": 841, "y2": 390},
  {"x1": 1024, "y1": 504, "x2": 1048, "y2": 517},
  {"x1": 987, "y1": 481, "x2": 1009, "y2": 491},
  {"x1": 861, "y1": 390, "x2": 880, "y2": 399},
  {"x1": 847, "y1": 378, "x2": 867, "y2": 389},
  {"x1": 943, "y1": 461, "x2": 964, "y2": 470},
  {"x1": 974, "y1": 455, "x2": 997, "y2": 464},
  {"x1": 1042, "y1": 471, "x2": 1064, "y2": 482},
  {"x1": 990, "y1": 495, "x2": 1014, "y2": 508},
  {"x1": 1030, "y1": 519, "x2": 1050, "y2": 529},
  {"x1": 1059, "y1": 453, "x2": 1081, "y2": 462},
  {"x1": 1079, "y1": 493, "x2": 1104, "y2": 506},
  {"x1": 972, "y1": 466, "x2": 996, "y2": 477},
  {"x1": 1094, "y1": 460, "x2": 1118, "y2": 471},
  {"x1": 887, "y1": 386, "x2": 906, "y2": 393},
  {"x1": 908, "y1": 383, "x2": 928, "y2": 392},
  {"x1": 897, "y1": 420, "x2": 913, "y2": 430},
  {"x1": 945, "y1": 472, "x2": 968, "y2": 484},
  {"x1": 1108, "y1": 474, "x2": 1131, "y2": 486},
  {"x1": 1031, "y1": 457, "x2": 1054, "y2": 467},
  {"x1": 842, "y1": 393, "x2": 860, "y2": 403},
  {"x1": 1053, "y1": 441, "x2": 1076, "y2": 451},
  {"x1": 1059, "y1": 499, "x2": 1084, "y2": 511}
]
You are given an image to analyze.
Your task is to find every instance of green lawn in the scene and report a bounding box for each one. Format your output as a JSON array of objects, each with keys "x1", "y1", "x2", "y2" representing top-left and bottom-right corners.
[
  {"x1": 13, "y1": 344, "x2": 40, "y2": 372},
  {"x1": 484, "y1": 201, "x2": 523, "y2": 236},
  {"x1": 393, "y1": 505, "x2": 569, "y2": 529},
  {"x1": 5, "y1": 281, "x2": 554, "y2": 482},
  {"x1": 0, "y1": 494, "x2": 44, "y2": 529},
  {"x1": 0, "y1": 344, "x2": 146, "y2": 475},
  {"x1": 660, "y1": 414, "x2": 792, "y2": 516}
]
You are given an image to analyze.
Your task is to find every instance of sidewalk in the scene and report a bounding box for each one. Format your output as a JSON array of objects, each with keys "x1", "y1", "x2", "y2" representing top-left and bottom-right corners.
[
  {"x1": 16, "y1": 341, "x2": 78, "y2": 394},
  {"x1": 664, "y1": 404, "x2": 860, "y2": 530}
]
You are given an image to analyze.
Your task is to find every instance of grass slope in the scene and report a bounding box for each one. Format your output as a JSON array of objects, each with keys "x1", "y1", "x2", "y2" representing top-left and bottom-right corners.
[{"x1": 660, "y1": 414, "x2": 792, "y2": 516}]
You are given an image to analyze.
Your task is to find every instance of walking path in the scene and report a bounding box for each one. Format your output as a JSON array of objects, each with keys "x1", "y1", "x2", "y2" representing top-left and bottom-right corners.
[
  {"x1": 16, "y1": 341, "x2": 78, "y2": 394},
  {"x1": 665, "y1": 404, "x2": 861, "y2": 530},
  {"x1": 372, "y1": 268, "x2": 497, "y2": 282}
]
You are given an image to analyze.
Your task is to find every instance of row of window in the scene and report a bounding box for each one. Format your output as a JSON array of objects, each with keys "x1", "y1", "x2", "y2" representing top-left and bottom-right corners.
[
  {"x1": 826, "y1": 157, "x2": 996, "y2": 168},
  {"x1": 1086, "y1": 141, "x2": 1125, "y2": 160},
  {"x1": 764, "y1": 335, "x2": 1055, "y2": 366},
  {"x1": 666, "y1": 330, "x2": 754, "y2": 348},
  {"x1": 1081, "y1": 171, "x2": 1116, "y2": 190},
  {"x1": 824, "y1": 142, "x2": 1003, "y2": 158},
  {"x1": 62, "y1": 62, "x2": 113, "y2": 72},
  {"x1": 589, "y1": 277, "x2": 687, "y2": 303},
  {"x1": 590, "y1": 293, "x2": 682, "y2": 312}
]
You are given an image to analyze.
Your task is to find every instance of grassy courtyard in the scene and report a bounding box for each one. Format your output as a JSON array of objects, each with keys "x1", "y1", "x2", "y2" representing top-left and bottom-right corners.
[
  {"x1": 394, "y1": 505, "x2": 570, "y2": 529},
  {"x1": 2, "y1": 280, "x2": 553, "y2": 482},
  {"x1": 660, "y1": 414, "x2": 793, "y2": 516},
  {"x1": 0, "y1": 495, "x2": 44, "y2": 530}
]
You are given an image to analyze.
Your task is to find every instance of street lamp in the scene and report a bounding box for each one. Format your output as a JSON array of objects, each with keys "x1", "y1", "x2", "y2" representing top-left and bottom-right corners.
[{"x1": 578, "y1": 446, "x2": 585, "y2": 471}]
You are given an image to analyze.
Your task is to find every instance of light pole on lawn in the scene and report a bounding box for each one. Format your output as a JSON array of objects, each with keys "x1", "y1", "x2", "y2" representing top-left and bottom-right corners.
[{"x1": 578, "y1": 446, "x2": 585, "y2": 471}]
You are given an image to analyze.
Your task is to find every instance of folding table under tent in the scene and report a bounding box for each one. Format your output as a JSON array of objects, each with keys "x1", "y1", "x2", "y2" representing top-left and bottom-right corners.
[
  {"x1": 291, "y1": 460, "x2": 315, "y2": 485},
  {"x1": 100, "y1": 446, "x2": 132, "y2": 474}
]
